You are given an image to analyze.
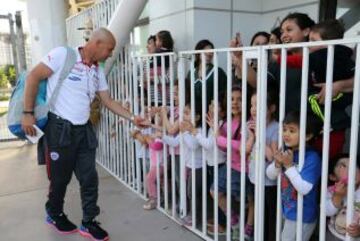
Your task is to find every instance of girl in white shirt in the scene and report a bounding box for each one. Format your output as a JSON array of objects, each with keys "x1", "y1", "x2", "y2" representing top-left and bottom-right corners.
[
  {"x1": 190, "y1": 99, "x2": 227, "y2": 232},
  {"x1": 162, "y1": 103, "x2": 203, "y2": 226}
]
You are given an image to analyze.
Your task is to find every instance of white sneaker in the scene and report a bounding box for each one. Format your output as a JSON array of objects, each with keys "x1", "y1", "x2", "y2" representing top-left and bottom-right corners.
[{"x1": 143, "y1": 198, "x2": 157, "y2": 210}]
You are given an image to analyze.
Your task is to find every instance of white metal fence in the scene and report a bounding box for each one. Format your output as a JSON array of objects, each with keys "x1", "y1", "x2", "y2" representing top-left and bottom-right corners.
[
  {"x1": 91, "y1": 38, "x2": 360, "y2": 241},
  {"x1": 65, "y1": 1, "x2": 360, "y2": 241}
]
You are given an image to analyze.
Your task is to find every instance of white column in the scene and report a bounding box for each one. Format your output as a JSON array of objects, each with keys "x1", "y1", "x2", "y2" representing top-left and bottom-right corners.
[
  {"x1": 26, "y1": 0, "x2": 67, "y2": 67},
  {"x1": 105, "y1": 0, "x2": 147, "y2": 74}
]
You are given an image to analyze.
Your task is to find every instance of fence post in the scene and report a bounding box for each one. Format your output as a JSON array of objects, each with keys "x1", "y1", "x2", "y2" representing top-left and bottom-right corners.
[
  {"x1": 15, "y1": 11, "x2": 26, "y2": 72},
  {"x1": 8, "y1": 14, "x2": 19, "y2": 78}
]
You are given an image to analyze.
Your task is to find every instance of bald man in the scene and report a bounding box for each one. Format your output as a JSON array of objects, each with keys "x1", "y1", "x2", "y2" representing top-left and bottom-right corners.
[{"x1": 22, "y1": 28, "x2": 147, "y2": 241}]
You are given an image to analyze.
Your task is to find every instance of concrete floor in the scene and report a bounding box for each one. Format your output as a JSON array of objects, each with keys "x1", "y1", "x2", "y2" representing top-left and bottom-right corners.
[{"x1": 0, "y1": 142, "x2": 203, "y2": 241}]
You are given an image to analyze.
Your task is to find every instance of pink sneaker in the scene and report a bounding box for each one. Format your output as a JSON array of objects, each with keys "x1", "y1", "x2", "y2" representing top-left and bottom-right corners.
[
  {"x1": 231, "y1": 214, "x2": 239, "y2": 226},
  {"x1": 244, "y1": 224, "x2": 254, "y2": 240},
  {"x1": 180, "y1": 215, "x2": 192, "y2": 226}
]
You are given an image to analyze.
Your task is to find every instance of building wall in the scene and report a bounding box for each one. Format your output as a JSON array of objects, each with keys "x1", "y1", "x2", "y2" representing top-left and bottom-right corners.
[
  {"x1": 261, "y1": 1, "x2": 319, "y2": 33},
  {"x1": 148, "y1": 0, "x2": 319, "y2": 52},
  {"x1": 27, "y1": 0, "x2": 67, "y2": 66},
  {"x1": 149, "y1": 0, "x2": 193, "y2": 51}
]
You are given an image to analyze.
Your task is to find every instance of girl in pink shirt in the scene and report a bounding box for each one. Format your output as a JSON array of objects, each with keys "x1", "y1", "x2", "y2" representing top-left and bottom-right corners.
[
  {"x1": 209, "y1": 86, "x2": 244, "y2": 234},
  {"x1": 143, "y1": 132, "x2": 164, "y2": 210}
]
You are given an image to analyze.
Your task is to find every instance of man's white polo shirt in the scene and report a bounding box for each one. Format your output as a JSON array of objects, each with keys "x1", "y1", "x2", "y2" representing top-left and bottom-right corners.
[{"x1": 41, "y1": 46, "x2": 108, "y2": 125}]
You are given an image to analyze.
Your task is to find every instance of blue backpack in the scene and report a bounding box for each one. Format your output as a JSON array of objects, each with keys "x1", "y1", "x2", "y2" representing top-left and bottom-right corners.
[{"x1": 7, "y1": 47, "x2": 77, "y2": 139}]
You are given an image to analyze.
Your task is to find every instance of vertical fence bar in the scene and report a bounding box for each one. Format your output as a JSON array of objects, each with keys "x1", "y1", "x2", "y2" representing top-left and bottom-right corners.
[
  {"x1": 133, "y1": 56, "x2": 141, "y2": 193},
  {"x1": 240, "y1": 49, "x2": 248, "y2": 241},
  {"x1": 258, "y1": 47, "x2": 268, "y2": 241},
  {"x1": 144, "y1": 56, "x2": 151, "y2": 197},
  {"x1": 319, "y1": 45, "x2": 334, "y2": 241},
  {"x1": 115, "y1": 59, "x2": 120, "y2": 177},
  {"x1": 213, "y1": 51, "x2": 220, "y2": 241},
  {"x1": 123, "y1": 54, "x2": 128, "y2": 182},
  {"x1": 120, "y1": 51, "x2": 125, "y2": 181},
  {"x1": 191, "y1": 54, "x2": 196, "y2": 229},
  {"x1": 124, "y1": 47, "x2": 130, "y2": 184},
  {"x1": 345, "y1": 44, "x2": 360, "y2": 241},
  {"x1": 201, "y1": 52, "x2": 208, "y2": 234},
  {"x1": 110, "y1": 71, "x2": 115, "y2": 173},
  {"x1": 178, "y1": 55, "x2": 187, "y2": 218},
  {"x1": 254, "y1": 48, "x2": 262, "y2": 241},
  {"x1": 169, "y1": 55, "x2": 176, "y2": 217},
  {"x1": 170, "y1": 55, "x2": 179, "y2": 218},
  {"x1": 139, "y1": 57, "x2": 146, "y2": 196},
  {"x1": 127, "y1": 47, "x2": 133, "y2": 186},
  {"x1": 296, "y1": 46, "x2": 310, "y2": 241},
  {"x1": 276, "y1": 47, "x2": 287, "y2": 241},
  {"x1": 154, "y1": 55, "x2": 161, "y2": 208},
  {"x1": 129, "y1": 47, "x2": 135, "y2": 189},
  {"x1": 161, "y1": 55, "x2": 169, "y2": 211},
  {"x1": 226, "y1": 51, "x2": 232, "y2": 241}
]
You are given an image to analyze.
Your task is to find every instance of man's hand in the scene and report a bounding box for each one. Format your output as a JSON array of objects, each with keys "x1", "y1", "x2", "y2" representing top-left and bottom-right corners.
[
  {"x1": 313, "y1": 82, "x2": 342, "y2": 104},
  {"x1": 21, "y1": 114, "x2": 36, "y2": 136},
  {"x1": 133, "y1": 115, "x2": 151, "y2": 128}
]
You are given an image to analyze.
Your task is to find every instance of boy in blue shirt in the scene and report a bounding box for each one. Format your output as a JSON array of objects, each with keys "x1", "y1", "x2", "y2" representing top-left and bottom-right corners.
[{"x1": 267, "y1": 111, "x2": 322, "y2": 241}]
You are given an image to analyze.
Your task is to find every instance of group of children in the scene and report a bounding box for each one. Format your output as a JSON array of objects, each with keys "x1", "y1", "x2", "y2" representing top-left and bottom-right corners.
[{"x1": 128, "y1": 13, "x2": 360, "y2": 241}]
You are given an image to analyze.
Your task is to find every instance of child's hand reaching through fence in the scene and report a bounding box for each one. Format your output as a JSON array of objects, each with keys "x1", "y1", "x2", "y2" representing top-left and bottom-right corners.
[
  {"x1": 273, "y1": 149, "x2": 294, "y2": 169},
  {"x1": 347, "y1": 222, "x2": 360, "y2": 238},
  {"x1": 206, "y1": 112, "x2": 214, "y2": 129},
  {"x1": 179, "y1": 121, "x2": 193, "y2": 133},
  {"x1": 273, "y1": 149, "x2": 283, "y2": 168},
  {"x1": 130, "y1": 129, "x2": 141, "y2": 139}
]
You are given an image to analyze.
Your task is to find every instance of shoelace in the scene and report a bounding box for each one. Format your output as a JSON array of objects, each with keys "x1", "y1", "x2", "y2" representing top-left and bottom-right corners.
[
  {"x1": 87, "y1": 220, "x2": 104, "y2": 230},
  {"x1": 55, "y1": 213, "x2": 71, "y2": 224},
  {"x1": 57, "y1": 213, "x2": 67, "y2": 220}
]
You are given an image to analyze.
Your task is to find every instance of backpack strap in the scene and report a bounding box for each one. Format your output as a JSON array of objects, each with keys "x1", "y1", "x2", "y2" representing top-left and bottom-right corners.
[{"x1": 48, "y1": 46, "x2": 77, "y2": 111}]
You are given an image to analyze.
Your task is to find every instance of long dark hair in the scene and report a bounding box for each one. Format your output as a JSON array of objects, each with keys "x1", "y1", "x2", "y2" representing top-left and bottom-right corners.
[
  {"x1": 281, "y1": 12, "x2": 315, "y2": 41},
  {"x1": 147, "y1": 35, "x2": 156, "y2": 43},
  {"x1": 283, "y1": 111, "x2": 322, "y2": 139},
  {"x1": 250, "y1": 31, "x2": 270, "y2": 46},
  {"x1": 270, "y1": 27, "x2": 282, "y2": 44},
  {"x1": 220, "y1": 85, "x2": 242, "y2": 139},
  {"x1": 328, "y1": 153, "x2": 360, "y2": 185},
  {"x1": 184, "y1": 99, "x2": 203, "y2": 128},
  {"x1": 194, "y1": 39, "x2": 214, "y2": 68},
  {"x1": 156, "y1": 30, "x2": 174, "y2": 51}
]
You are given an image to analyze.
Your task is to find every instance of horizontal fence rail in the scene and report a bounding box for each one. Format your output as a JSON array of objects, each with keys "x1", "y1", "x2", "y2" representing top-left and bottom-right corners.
[{"x1": 92, "y1": 38, "x2": 360, "y2": 241}]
